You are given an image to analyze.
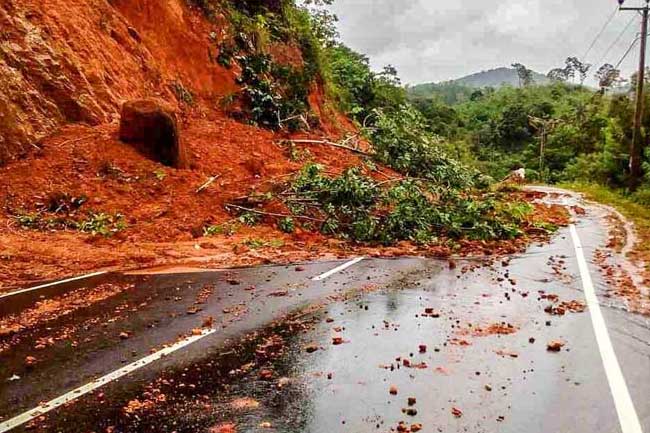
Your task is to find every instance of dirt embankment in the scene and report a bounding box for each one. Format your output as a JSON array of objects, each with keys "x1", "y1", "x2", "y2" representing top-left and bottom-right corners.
[
  {"x1": 0, "y1": 0, "x2": 569, "y2": 291},
  {"x1": 0, "y1": 0, "x2": 351, "y2": 288},
  {"x1": 0, "y1": 0, "x2": 246, "y2": 161}
]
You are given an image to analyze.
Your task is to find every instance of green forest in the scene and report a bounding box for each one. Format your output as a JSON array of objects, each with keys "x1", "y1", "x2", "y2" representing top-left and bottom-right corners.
[{"x1": 315, "y1": 3, "x2": 650, "y2": 205}]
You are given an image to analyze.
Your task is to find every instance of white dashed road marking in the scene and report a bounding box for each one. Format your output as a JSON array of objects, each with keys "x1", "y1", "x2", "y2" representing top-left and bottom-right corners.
[
  {"x1": 569, "y1": 224, "x2": 643, "y2": 433},
  {"x1": 311, "y1": 257, "x2": 364, "y2": 281},
  {"x1": 0, "y1": 328, "x2": 216, "y2": 433},
  {"x1": 0, "y1": 271, "x2": 108, "y2": 300}
]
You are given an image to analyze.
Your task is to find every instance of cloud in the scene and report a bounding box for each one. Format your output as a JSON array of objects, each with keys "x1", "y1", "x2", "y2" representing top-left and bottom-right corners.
[{"x1": 330, "y1": 0, "x2": 640, "y2": 85}]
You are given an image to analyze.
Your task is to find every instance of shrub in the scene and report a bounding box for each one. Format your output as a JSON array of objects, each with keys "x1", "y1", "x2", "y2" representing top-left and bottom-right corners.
[
  {"x1": 278, "y1": 217, "x2": 295, "y2": 233},
  {"x1": 281, "y1": 163, "x2": 534, "y2": 244},
  {"x1": 369, "y1": 105, "x2": 478, "y2": 189}
]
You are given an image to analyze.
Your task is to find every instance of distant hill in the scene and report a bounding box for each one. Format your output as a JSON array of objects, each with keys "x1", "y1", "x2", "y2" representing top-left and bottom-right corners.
[
  {"x1": 407, "y1": 67, "x2": 550, "y2": 105},
  {"x1": 449, "y1": 67, "x2": 549, "y2": 88}
]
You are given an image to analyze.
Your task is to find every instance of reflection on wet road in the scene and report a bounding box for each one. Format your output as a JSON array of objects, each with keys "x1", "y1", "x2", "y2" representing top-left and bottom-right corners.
[{"x1": 1, "y1": 190, "x2": 650, "y2": 433}]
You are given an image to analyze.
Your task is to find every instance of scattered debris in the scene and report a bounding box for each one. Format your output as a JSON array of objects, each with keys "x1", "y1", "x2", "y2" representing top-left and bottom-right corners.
[
  {"x1": 202, "y1": 316, "x2": 214, "y2": 328},
  {"x1": 259, "y1": 369, "x2": 274, "y2": 380},
  {"x1": 547, "y1": 340, "x2": 565, "y2": 352},
  {"x1": 209, "y1": 423, "x2": 236, "y2": 433},
  {"x1": 402, "y1": 407, "x2": 418, "y2": 416},
  {"x1": 230, "y1": 398, "x2": 260, "y2": 410},
  {"x1": 196, "y1": 174, "x2": 222, "y2": 194}
]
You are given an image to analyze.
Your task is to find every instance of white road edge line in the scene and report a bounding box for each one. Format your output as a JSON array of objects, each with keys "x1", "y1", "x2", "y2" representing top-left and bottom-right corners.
[
  {"x1": 0, "y1": 271, "x2": 108, "y2": 300},
  {"x1": 569, "y1": 224, "x2": 643, "y2": 433},
  {"x1": 0, "y1": 328, "x2": 216, "y2": 433},
  {"x1": 312, "y1": 257, "x2": 364, "y2": 281}
]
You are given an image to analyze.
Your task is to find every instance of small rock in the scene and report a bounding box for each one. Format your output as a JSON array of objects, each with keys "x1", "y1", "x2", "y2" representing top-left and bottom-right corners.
[
  {"x1": 202, "y1": 316, "x2": 214, "y2": 328},
  {"x1": 411, "y1": 423, "x2": 423, "y2": 432},
  {"x1": 305, "y1": 344, "x2": 319, "y2": 353},
  {"x1": 389, "y1": 385, "x2": 398, "y2": 395},
  {"x1": 407, "y1": 397, "x2": 417, "y2": 406},
  {"x1": 209, "y1": 423, "x2": 236, "y2": 433},
  {"x1": 547, "y1": 340, "x2": 565, "y2": 352},
  {"x1": 402, "y1": 407, "x2": 417, "y2": 416},
  {"x1": 452, "y1": 407, "x2": 463, "y2": 418},
  {"x1": 259, "y1": 370, "x2": 274, "y2": 380}
]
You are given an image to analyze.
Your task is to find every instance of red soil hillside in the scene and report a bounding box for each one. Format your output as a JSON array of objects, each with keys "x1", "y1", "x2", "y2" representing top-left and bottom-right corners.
[
  {"x1": 0, "y1": 0, "x2": 567, "y2": 291},
  {"x1": 0, "y1": 0, "x2": 365, "y2": 290},
  {"x1": 0, "y1": 0, "x2": 235, "y2": 162}
]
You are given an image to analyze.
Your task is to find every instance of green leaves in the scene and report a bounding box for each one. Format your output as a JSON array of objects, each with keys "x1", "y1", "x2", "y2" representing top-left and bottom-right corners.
[
  {"x1": 278, "y1": 217, "x2": 295, "y2": 233},
  {"x1": 370, "y1": 105, "x2": 478, "y2": 189},
  {"x1": 285, "y1": 164, "x2": 531, "y2": 244}
]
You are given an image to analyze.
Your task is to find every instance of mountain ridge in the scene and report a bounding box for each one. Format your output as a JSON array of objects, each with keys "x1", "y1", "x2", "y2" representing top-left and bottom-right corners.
[{"x1": 410, "y1": 67, "x2": 549, "y2": 93}]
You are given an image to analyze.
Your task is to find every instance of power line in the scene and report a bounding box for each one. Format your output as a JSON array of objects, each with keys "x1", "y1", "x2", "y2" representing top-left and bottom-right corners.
[
  {"x1": 614, "y1": 35, "x2": 640, "y2": 69},
  {"x1": 582, "y1": 5, "x2": 620, "y2": 61},
  {"x1": 595, "y1": 15, "x2": 637, "y2": 67}
]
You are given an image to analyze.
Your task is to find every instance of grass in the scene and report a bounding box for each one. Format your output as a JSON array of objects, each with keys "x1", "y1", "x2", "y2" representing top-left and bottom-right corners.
[{"x1": 559, "y1": 182, "x2": 650, "y2": 258}]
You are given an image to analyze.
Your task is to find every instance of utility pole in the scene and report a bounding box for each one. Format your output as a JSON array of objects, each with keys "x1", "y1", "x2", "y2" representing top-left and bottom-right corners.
[
  {"x1": 529, "y1": 116, "x2": 561, "y2": 182},
  {"x1": 619, "y1": 0, "x2": 650, "y2": 190}
]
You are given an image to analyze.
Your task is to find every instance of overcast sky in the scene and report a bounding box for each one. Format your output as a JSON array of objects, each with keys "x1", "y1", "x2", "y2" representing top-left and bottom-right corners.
[{"x1": 330, "y1": 0, "x2": 645, "y2": 85}]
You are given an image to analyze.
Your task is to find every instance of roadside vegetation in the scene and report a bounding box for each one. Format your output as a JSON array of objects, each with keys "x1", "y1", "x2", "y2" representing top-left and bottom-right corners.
[
  {"x1": 181, "y1": 0, "x2": 568, "y2": 247},
  {"x1": 407, "y1": 60, "x2": 650, "y2": 203}
]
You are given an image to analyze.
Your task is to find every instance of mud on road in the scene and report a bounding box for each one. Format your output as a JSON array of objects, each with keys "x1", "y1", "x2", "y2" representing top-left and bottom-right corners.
[{"x1": 1, "y1": 189, "x2": 650, "y2": 433}]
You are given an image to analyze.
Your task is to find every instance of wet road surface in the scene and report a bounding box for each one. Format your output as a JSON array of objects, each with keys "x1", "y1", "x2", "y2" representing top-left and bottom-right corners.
[{"x1": 1, "y1": 190, "x2": 649, "y2": 433}]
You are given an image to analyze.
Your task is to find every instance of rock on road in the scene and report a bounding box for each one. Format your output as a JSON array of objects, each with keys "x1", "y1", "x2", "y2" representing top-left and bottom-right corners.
[{"x1": 0, "y1": 188, "x2": 649, "y2": 433}]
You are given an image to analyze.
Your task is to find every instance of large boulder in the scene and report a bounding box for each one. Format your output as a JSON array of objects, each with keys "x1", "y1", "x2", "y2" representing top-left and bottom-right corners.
[{"x1": 119, "y1": 99, "x2": 187, "y2": 168}]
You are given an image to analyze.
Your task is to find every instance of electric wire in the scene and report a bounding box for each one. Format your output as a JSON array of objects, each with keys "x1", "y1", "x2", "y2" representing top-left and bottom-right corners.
[
  {"x1": 614, "y1": 35, "x2": 640, "y2": 69},
  {"x1": 582, "y1": 5, "x2": 620, "y2": 61},
  {"x1": 595, "y1": 14, "x2": 637, "y2": 67}
]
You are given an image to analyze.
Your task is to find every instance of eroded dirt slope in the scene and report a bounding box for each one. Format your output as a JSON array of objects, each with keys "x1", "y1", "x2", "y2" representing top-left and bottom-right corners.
[
  {"x1": 0, "y1": 0, "x2": 360, "y2": 288},
  {"x1": 0, "y1": 0, "x2": 250, "y2": 162},
  {"x1": 0, "y1": 0, "x2": 568, "y2": 291}
]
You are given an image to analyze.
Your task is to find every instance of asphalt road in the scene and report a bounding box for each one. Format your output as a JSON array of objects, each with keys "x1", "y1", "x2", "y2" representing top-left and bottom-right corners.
[{"x1": 1, "y1": 189, "x2": 649, "y2": 433}]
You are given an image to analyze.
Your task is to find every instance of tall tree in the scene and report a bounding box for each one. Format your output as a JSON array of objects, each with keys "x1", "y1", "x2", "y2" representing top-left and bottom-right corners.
[
  {"x1": 547, "y1": 68, "x2": 569, "y2": 82},
  {"x1": 565, "y1": 57, "x2": 591, "y2": 85},
  {"x1": 512, "y1": 63, "x2": 534, "y2": 87},
  {"x1": 595, "y1": 64, "x2": 623, "y2": 93}
]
